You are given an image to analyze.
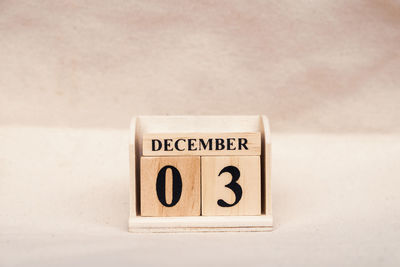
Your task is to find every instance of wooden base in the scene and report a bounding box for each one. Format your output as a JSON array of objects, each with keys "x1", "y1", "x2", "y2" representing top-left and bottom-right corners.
[{"x1": 129, "y1": 215, "x2": 273, "y2": 233}]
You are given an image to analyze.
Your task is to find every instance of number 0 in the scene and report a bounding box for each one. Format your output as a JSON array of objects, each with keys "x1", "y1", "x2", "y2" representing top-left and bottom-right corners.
[{"x1": 156, "y1": 165, "x2": 182, "y2": 207}]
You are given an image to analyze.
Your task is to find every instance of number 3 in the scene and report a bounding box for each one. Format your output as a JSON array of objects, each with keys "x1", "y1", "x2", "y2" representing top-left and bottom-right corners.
[{"x1": 217, "y1": 166, "x2": 243, "y2": 207}]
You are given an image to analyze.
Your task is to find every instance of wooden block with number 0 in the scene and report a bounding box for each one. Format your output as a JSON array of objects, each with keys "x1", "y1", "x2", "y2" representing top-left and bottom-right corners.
[
  {"x1": 140, "y1": 156, "x2": 201, "y2": 216},
  {"x1": 201, "y1": 156, "x2": 261, "y2": 216}
]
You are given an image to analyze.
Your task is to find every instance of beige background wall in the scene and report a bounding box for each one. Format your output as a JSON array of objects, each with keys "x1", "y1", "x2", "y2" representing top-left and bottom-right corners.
[{"x1": 1, "y1": 0, "x2": 399, "y2": 132}]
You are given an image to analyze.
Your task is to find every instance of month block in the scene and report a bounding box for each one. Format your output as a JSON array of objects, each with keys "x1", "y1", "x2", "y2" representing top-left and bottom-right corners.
[
  {"x1": 142, "y1": 132, "x2": 261, "y2": 156},
  {"x1": 201, "y1": 156, "x2": 261, "y2": 216},
  {"x1": 140, "y1": 156, "x2": 201, "y2": 217}
]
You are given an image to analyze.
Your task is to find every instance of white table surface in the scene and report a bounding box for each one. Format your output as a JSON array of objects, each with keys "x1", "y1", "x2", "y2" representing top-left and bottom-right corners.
[{"x1": 1, "y1": 127, "x2": 399, "y2": 266}]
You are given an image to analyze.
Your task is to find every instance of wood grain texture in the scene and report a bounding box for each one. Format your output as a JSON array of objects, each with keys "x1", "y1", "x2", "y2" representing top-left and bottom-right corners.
[
  {"x1": 142, "y1": 132, "x2": 261, "y2": 156},
  {"x1": 140, "y1": 156, "x2": 200, "y2": 217},
  {"x1": 201, "y1": 156, "x2": 261, "y2": 216}
]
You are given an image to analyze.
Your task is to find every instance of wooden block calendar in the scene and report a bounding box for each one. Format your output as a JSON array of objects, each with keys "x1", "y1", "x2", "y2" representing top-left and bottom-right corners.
[{"x1": 129, "y1": 115, "x2": 272, "y2": 232}]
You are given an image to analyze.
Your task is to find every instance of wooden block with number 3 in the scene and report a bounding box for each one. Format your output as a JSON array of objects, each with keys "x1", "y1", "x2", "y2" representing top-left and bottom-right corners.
[
  {"x1": 201, "y1": 156, "x2": 261, "y2": 216},
  {"x1": 140, "y1": 156, "x2": 201, "y2": 217}
]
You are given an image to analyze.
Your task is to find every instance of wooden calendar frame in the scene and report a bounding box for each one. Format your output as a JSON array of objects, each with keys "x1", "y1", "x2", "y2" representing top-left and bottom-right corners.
[{"x1": 129, "y1": 115, "x2": 273, "y2": 232}]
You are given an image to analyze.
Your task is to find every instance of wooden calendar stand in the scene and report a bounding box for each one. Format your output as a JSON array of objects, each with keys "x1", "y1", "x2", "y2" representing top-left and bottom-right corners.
[{"x1": 129, "y1": 115, "x2": 273, "y2": 232}]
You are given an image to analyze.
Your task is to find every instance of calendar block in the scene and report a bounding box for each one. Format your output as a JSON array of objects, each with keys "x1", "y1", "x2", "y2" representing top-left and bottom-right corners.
[
  {"x1": 143, "y1": 132, "x2": 261, "y2": 156},
  {"x1": 140, "y1": 156, "x2": 201, "y2": 217},
  {"x1": 129, "y1": 115, "x2": 272, "y2": 232},
  {"x1": 201, "y1": 156, "x2": 261, "y2": 216}
]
